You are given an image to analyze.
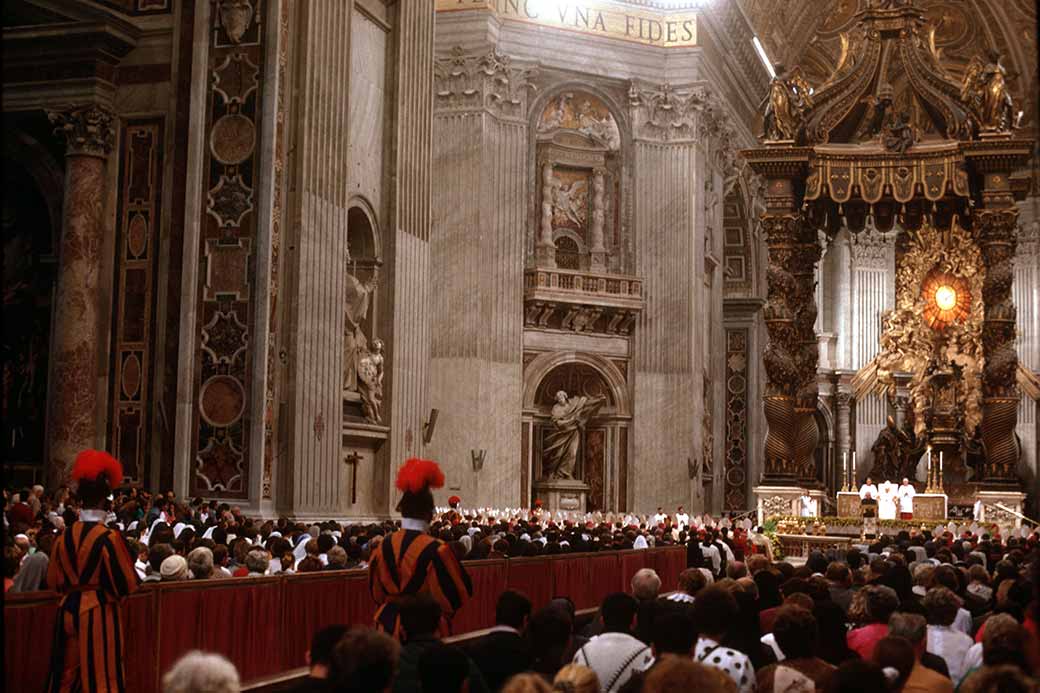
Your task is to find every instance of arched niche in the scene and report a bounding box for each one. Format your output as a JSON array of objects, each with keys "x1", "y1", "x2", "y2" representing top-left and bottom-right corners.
[
  {"x1": 343, "y1": 197, "x2": 384, "y2": 425},
  {"x1": 522, "y1": 352, "x2": 631, "y2": 512},
  {"x1": 528, "y1": 85, "x2": 630, "y2": 274},
  {"x1": 2, "y1": 128, "x2": 63, "y2": 471}
]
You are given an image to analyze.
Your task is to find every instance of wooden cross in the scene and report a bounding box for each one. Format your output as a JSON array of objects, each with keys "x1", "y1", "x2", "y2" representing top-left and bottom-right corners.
[{"x1": 344, "y1": 451, "x2": 362, "y2": 505}]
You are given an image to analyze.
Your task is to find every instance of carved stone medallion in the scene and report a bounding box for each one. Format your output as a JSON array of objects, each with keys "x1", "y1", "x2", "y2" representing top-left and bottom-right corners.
[{"x1": 210, "y1": 113, "x2": 256, "y2": 165}]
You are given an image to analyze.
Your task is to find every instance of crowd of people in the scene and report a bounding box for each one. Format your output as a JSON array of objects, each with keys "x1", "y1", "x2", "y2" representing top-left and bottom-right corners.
[
  {"x1": 5, "y1": 483, "x2": 772, "y2": 591},
  {"x1": 147, "y1": 523, "x2": 1040, "y2": 693},
  {"x1": 6, "y1": 452, "x2": 1040, "y2": 693}
]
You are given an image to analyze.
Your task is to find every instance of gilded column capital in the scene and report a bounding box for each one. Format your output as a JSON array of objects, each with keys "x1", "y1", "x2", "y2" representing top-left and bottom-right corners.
[{"x1": 48, "y1": 104, "x2": 116, "y2": 158}]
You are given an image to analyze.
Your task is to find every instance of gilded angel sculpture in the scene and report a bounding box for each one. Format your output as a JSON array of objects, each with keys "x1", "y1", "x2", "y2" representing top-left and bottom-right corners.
[
  {"x1": 762, "y1": 64, "x2": 814, "y2": 141},
  {"x1": 962, "y1": 50, "x2": 1016, "y2": 132}
]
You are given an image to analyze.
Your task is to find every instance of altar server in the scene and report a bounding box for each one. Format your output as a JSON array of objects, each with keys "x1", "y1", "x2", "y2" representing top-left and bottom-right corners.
[
  {"x1": 878, "y1": 480, "x2": 898, "y2": 520},
  {"x1": 369, "y1": 458, "x2": 472, "y2": 638},
  {"x1": 675, "y1": 506, "x2": 690, "y2": 531},
  {"x1": 898, "y1": 478, "x2": 916, "y2": 520},
  {"x1": 47, "y1": 450, "x2": 139, "y2": 693}
]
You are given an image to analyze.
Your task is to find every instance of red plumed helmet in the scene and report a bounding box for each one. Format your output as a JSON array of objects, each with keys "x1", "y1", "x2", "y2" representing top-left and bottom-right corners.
[
  {"x1": 395, "y1": 458, "x2": 445, "y2": 494},
  {"x1": 70, "y1": 449, "x2": 124, "y2": 485}
]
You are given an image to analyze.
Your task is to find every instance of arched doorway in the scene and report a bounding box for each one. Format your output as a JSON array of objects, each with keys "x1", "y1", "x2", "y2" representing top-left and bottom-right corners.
[{"x1": 523, "y1": 353, "x2": 631, "y2": 512}]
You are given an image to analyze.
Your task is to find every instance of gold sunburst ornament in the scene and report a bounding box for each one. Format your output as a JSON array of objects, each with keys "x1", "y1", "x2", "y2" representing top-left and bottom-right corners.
[
  {"x1": 854, "y1": 220, "x2": 985, "y2": 440},
  {"x1": 921, "y1": 269, "x2": 971, "y2": 330}
]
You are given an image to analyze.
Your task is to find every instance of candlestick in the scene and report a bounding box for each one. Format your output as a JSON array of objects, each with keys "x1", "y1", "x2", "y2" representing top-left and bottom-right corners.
[
  {"x1": 939, "y1": 451, "x2": 944, "y2": 489},
  {"x1": 842, "y1": 451, "x2": 848, "y2": 491},
  {"x1": 852, "y1": 451, "x2": 856, "y2": 488}
]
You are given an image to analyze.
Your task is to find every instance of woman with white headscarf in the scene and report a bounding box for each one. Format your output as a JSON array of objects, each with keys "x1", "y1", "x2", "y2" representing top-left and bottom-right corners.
[{"x1": 11, "y1": 551, "x2": 49, "y2": 592}]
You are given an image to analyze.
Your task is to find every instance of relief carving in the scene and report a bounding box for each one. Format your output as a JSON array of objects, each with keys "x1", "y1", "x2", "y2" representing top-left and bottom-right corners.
[
  {"x1": 48, "y1": 105, "x2": 115, "y2": 158},
  {"x1": 627, "y1": 82, "x2": 707, "y2": 142},
  {"x1": 434, "y1": 47, "x2": 536, "y2": 121}
]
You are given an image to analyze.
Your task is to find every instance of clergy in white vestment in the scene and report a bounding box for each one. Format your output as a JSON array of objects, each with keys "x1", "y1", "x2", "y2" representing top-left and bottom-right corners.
[
  {"x1": 858, "y1": 478, "x2": 879, "y2": 501},
  {"x1": 799, "y1": 493, "x2": 816, "y2": 518},
  {"x1": 675, "y1": 506, "x2": 690, "y2": 531},
  {"x1": 878, "y1": 480, "x2": 898, "y2": 520},
  {"x1": 898, "y1": 478, "x2": 916, "y2": 519}
]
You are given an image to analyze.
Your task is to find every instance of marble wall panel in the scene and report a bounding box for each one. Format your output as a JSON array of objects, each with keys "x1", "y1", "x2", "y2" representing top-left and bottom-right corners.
[
  {"x1": 348, "y1": 13, "x2": 387, "y2": 216},
  {"x1": 428, "y1": 108, "x2": 525, "y2": 507},
  {"x1": 630, "y1": 141, "x2": 698, "y2": 512},
  {"x1": 279, "y1": 1, "x2": 353, "y2": 516}
]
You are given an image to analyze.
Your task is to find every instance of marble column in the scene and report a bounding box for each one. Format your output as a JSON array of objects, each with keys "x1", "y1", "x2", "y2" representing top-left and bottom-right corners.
[
  {"x1": 835, "y1": 381, "x2": 853, "y2": 489},
  {"x1": 976, "y1": 206, "x2": 1021, "y2": 484},
  {"x1": 45, "y1": 105, "x2": 115, "y2": 485},
  {"x1": 760, "y1": 209, "x2": 821, "y2": 483}
]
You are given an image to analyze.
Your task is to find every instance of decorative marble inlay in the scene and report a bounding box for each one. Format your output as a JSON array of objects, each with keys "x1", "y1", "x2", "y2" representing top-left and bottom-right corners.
[
  {"x1": 724, "y1": 328, "x2": 750, "y2": 510},
  {"x1": 109, "y1": 119, "x2": 163, "y2": 482},
  {"x1": 206, "y1": 173, "x2": 254, "y2": 228},
  {"x1": 201, "y1": 310, "x2": 248, "y2": 366},
  {"x1": 199, "y1": 375, "x2": 246, "y2": 427}
]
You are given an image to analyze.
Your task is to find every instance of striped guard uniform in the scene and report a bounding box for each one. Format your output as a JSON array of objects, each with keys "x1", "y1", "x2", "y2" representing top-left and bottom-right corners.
[
  {"x1": 369, "y1": 527, "x2": 472, "y2": 638},
  {"x1": 46, "y1": 518, "x2": 139, "y2": 693}
]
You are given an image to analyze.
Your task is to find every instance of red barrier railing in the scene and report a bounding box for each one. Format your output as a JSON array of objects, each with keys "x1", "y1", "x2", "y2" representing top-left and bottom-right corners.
[{"x1": 5, "y1": 546, "x2": 685, "y2": 692}]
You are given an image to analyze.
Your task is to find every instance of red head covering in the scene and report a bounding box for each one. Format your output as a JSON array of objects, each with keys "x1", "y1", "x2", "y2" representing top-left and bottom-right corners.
[
  {"x1": 448, "y1": 495, "x2": 461, "y2": 507},
  {"x1": 395, "y1": 458, "x2": 444, "y2": 493},
  {"x1": 70, "y1": 449, "x2": 123, "y2": 485}
]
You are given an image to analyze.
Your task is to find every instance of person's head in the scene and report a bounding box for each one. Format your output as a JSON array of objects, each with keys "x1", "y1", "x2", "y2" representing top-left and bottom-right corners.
[
  {"x1": 773, "y1": 605, "x2": 818, "y2": 660},
  {"x1": 399, "y1": 593, "x2": 442, "y2": 641},
  {"x1": 501, "y1": 674, "x2": 552, "y2": 693},
  {"x1": 872, "y1": 637, "x2": 914, "y2": 690},
  {"x1": 327, "y1": 545, "x2": 347, "y2": 569},
  {"x1": 726, "y1": 561, "x2": 748, "y2": 580},
  {"x1": 642, "y1": 655, "x2": 735, "y2": 693},
  {"x1": 922, "y1": 586, "x2": 962, "y2": 627},
  {"x1": 297, "y1": 556, "x2": 323, "y2": 573},
  {"x1": 527, "y1": 606, "x2": 572, "y2": 676},
  {"x1": 747, "y1": 554, "x2": 770, "y2": 575},
  {"x1": 71, "y1": 450, "x2": 123, "y2": 509},
  {"x1": 600, "y1": 592, "x2": 638, "y2": 633},
  {"x1": 161, "y1": 650, "x2": 240, "y2": 693},
  {"x1": 865, "y1": 477, "x2": 872, "y2": 486},
  {"x1": 160, "y1": 554, "x2": 189, "y2": 581},
  {"x1": 552, "y1": 664, "x2": 600, "y2": 693},
  {"x1": 887, "y1": 612, "x2": 927, "y2": 656},
  {"x1": 863, "y1": 584, "x2": 900, "y2": 625},
  {"x1": 826, "y1": 561, "x2": 851, "y2": 586},
  {"x1": 306, "y1": 624, "x2": 348, "y2": 677},
  {"x1": 631, "y1": 568, "x2": 661, "y2": 600},
  {"x1": 395, "y1": 458, "x2": 445, "y2": 523},
  {"x1": 149, "y1": 543, "x2": 175, "y2": 573},
  {"x1": 691, "y1": 585, "x2": 738, "y2": 640},
  {"x1": 981, "y1": 613, "x2": 1029, "y2": 670},
  {"x1": 495, "y1": 589, "x2": 532, "y2": 630},
  {"x1": 677, "y1": 568, "x2": 708, "y2": 598},
  {"x1": 329, "y1": 627, "x2": 399, "y2": 693},
  {"x1": 418, "y1": 643, "x2": 470, "y2": 693},
  {"x1": 186, "y1": 547, "x2": 214, "y2": 580},
  {"x1": 651, "y1": 606, "x2": 695, "y2": 657},
  {"x1": 244, "y1": 549, "x2": 269, "y2": 574},
  {"x1": 823, "y1": 660, "x2": 888, "y2": 693}
]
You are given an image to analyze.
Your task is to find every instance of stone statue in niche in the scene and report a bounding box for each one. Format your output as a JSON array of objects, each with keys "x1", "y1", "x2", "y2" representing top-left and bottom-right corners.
[
  {"x1": 543, "y1": 390, "x2": 605, "y2": 480},
  {"x1": 343, "y1": 264, "x2": 381, "y2": 424},
  {"x1": 357, "y1": 339, "x2": 384, "y2": 424}
]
